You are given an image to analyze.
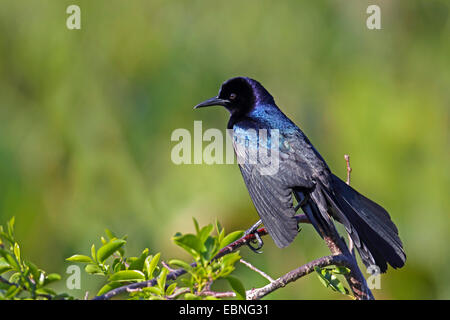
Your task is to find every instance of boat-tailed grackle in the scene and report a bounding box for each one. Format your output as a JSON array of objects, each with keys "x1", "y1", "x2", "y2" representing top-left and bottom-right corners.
[{"x1": 194, "y1": 77, "x2": 406, "y2": 273}]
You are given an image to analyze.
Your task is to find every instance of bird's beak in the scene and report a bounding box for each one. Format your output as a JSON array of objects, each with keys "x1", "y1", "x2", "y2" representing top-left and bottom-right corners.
[{"x1": 193, "y1": 96, "x2": 229, "y2": 109}]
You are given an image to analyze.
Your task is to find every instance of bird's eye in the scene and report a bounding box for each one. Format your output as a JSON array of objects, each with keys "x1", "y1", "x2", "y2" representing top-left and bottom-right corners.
[{"x1": 229, "y1": 93, "x2": 237, "y2": 100}]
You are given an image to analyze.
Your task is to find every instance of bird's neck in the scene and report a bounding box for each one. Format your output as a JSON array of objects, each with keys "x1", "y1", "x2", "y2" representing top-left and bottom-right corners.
[{"x1": 227, "y1": 103, "x2": 296, "y2": 131}]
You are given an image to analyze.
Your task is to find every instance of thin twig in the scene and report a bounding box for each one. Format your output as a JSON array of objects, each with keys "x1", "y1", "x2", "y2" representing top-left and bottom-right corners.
[
  {"x1": 344, "y1": 154, "x2": 352, "y2": 185},
  {"x1": 344, "y1": 155, "x2": 355, "y2": 256},
  {"x1": 198, "y1": 290, "x2": 236, "y2": 298},
  {"x1": 347, "y1": 232, "x2": 354, "y2": 255},
  {"x1": 239, "y1": 258, "x2": 274, "y2": 283},
  {"x1": 247, "y1": 254, "x2": 349, "y2": 300},
  {"x1": 161, "y1": 261, "x2": 176, "y2": 273},
  {"x1": 185, "y1": 254, "x2": 354, "y2": 300},
  {"x1": 166, "y1": 287, "x2": 190, "y2": 299}
]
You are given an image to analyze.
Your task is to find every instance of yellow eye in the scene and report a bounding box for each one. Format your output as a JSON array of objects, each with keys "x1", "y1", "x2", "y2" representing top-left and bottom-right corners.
[{"x1": 230, "y1": 93, "x2": 237, "y2": 100}]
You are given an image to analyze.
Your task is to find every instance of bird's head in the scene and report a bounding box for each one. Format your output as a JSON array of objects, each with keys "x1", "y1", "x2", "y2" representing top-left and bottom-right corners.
[{"x1": 194, "y1": 77, "x2": 274, "y2": 116}]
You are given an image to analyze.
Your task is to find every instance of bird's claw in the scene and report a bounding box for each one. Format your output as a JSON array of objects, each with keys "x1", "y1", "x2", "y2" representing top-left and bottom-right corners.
[
  {"x1": 247, "y1": 232, "x2": 264, "y2": 253},
  {"x1": 244, "y1": 220, "x2": 264, "y2": 254}
]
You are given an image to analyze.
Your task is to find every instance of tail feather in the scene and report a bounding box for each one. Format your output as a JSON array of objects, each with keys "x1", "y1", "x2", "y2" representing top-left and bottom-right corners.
[
  {"x1": 294, "y1": 174, "x2": 406, "y2": 273},
  {"x1": 324, "y1": 174, "x2": 406, "y2": 272}
]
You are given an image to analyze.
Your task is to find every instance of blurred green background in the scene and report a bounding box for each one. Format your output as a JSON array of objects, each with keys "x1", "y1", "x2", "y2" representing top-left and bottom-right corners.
[{"x1": 0, "y1": 0, "x2": 448, "y2": 299}]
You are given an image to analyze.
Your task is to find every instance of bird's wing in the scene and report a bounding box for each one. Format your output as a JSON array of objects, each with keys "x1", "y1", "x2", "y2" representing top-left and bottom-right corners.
[{"x1": 232, "y1": 126, "x2": 315, "y2": 248}]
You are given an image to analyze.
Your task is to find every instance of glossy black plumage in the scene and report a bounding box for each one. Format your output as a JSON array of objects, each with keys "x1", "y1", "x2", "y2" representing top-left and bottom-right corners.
[{"x1": 194, "y1": 77, "x2": 406, "y2": 273}]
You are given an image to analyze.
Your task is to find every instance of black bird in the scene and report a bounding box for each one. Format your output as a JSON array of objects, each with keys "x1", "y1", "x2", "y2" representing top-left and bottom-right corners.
[{"x1": 194, "y1": 77, "x2": 406, "y2": 272}]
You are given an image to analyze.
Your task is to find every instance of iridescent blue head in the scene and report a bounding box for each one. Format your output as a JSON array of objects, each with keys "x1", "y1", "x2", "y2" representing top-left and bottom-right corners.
[{"x1": 194, "y1": 77, "x2": 275, "y2": 117}]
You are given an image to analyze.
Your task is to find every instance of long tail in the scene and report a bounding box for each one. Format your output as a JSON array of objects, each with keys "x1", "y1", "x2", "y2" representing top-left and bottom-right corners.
[{"x1": 295, "y1": 174, "x2": 406, "y2": 273}]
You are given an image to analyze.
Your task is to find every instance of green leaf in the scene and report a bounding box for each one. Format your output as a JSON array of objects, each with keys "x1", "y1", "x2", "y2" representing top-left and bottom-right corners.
[
  {"x1": 104, "y1": 229, "x2": 116, "y2": 240},
  {"x1": 24, "y1": 260, "x2": 40, "y2": 281},
  {"x1": 173, "y1": 234, "x2": 205, "y2": 258},
  {"x1": 157, "y1": 267, "x2": 168, "y2": 290},
  {"x1": 216, "y1": 221, "x2": 225, "y2": 245},
  {"x1": 44, "y1": 273, "x2": 61, "y2": 286},
  {"x1": 184, "y1": 292, "x2": 201, "y2": 300},
  {"x1": 0, "y1": 249, "x2": 20, "y2": 271},
  {"x1": 192, "y1": 217, "x2": 200, "y2": 235},
  {"x1": 91, "y1": 244, "x2": 96, "y2": 262},
  {"x1": 85, "y1": 264, "x2": 103, "y2": 275},
  {"x1": 332, "y1": 278, "x2": 348, "y2": 295},
  {"x1": 0, "y1": 222, "x2": 14, "y2": 245},
  {"x1": 226, "y1": 276, "x2": 246, "y2": 300},
  {"x1": 97, "y1": 281, "x2": 123, "y2": 296},
  {"x1": 97, "y1": 239, "x2": 126, "y2": 263},
  {"x1": 36, "y1": 287, "x2": 56, "y2": 296},
  {"x1": 7, "y1": 217, "x2": 15, "y2": 239},
  {"x1": 0, "y1": 281, "x2": 11, "y2": 290},
  {"x1": 315, "y1": 267, "x2": 330, "y2": 286},
  {"x1": 198, "y1": 224, "x2": 214, "y2": 244},
  {"x1": 0, "y1": 258, "x2": 12, "y2": 275},
  {"x1": 38, "y1": 271, "x2": 46, "y2": 286},
  {"x1": 112, "y1": 258, "x2": 125, "y2": 272},
  {"x1": 220, "y1": 230, "x2": 244, "y2": 248},
  {"x1": 109, "y1": 270, "x2": 146, "y2": 282},
  {"x1": 66, "y1": 255, "x2": 93, "y2": 263},
  {"x1": 165, "y1": 283, "x2": 178, "y2": 296},
  {"x1": 0, "y1": 265, "x2": 12, "y2": 275},
  {"x1": 5, "y1": 285, "x2": 21, "y2": 299},
  {"x1": 128, "y1": 249, "x2": 149, "y2": 271},
  {"x1": 9, "y1": 272, "x2": 21, "y2": 284},
  {"x1": 145, "y1": 253, "x2": 160, "y2": 279},
  {"x1": 13, "y1": 243, "x2": 20, "y2": 264},
  {"x1": 221, "y1": 251, "x2": 241, "y2": 267},
  {"x1": 202, "y1": 236, "x2": 217, "y2": 261},
  {"x1": 143, "y1": 286, "x2": 162, "y2": 296},
  {"x1": 215, "y1": 219, "x2": 223, "y2": 234},
  {"x1": 168, "y1": 259, "x2": 192, "y2": 271},
  {"x1": 330, "y1": 266, "x2": 351, "y2": 275},
  {"x1": 314, "y1": 267, "x2": 348, "y2": 295}
]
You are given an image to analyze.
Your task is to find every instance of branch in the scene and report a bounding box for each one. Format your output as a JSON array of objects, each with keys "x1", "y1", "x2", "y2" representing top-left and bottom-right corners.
[
  {"x1": 246, "y1": 254, "x2": 349, "y2": 300},
  {"x1": 92, "y1": 213, "x2": 309, "y2": 300},
  {"x1": 198, "y1": 290, "x2": 236, "y2": 298},
  {"x1": 344, "y1": 154, "x2": 352, "y2": 185},
  {"x1": 94, "y1": 155, "x2": 373, "y2": 300},
  {"x1": 317, "y1": 154, "x2": 373, "y2": 300},
  {"x1": 344, "y1": 154, "x2": 355, "y2": 255},
  {"x1": 239, "y1": 259, "x2": 274, "y2": 283},
  {"x1": 0, "y1": 275, "x2": 53, "y2": 300},
  {"x1": 196, "y1": 254, "x2": 352, "y2": 300}
]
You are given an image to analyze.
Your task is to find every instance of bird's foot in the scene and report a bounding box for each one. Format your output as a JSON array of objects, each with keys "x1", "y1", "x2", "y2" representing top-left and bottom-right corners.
[{"x1": 244, "y1": 220, "x2": 264, "y2": 254}]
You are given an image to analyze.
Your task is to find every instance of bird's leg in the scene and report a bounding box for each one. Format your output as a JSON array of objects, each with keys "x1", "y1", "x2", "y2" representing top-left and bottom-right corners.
[
  {"x1": 294, "y1": 192, "x2": 309, "y2": 212},
  {"x1": 294, "y1": 192, "x2": 310, "y2": 232},
  {"x1": 244, "y1": 220, "x2": 264, "y2": 253}
]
